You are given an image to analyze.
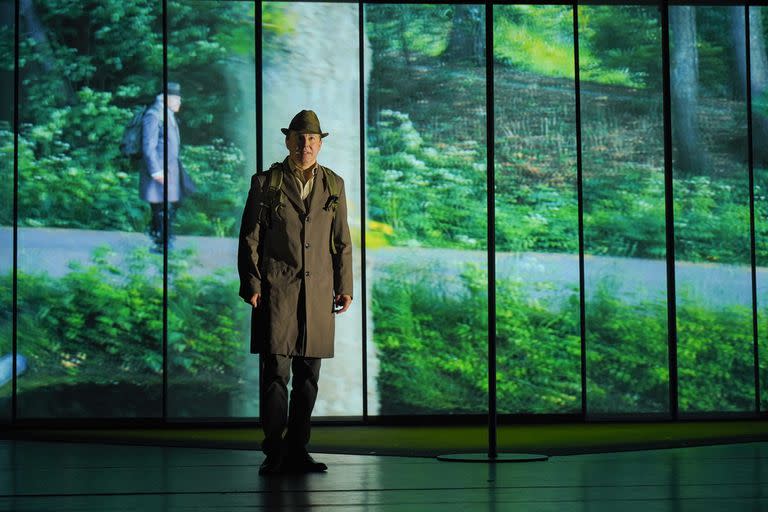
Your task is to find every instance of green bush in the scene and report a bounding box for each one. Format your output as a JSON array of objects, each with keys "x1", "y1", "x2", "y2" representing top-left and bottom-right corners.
[
  {"x1": 676, "y1": 292, "x2": 756, "y2": 412},
  {"x1": 0, "y1": 247, "x2": 247, "y2": 394},
  {"x1": 584, "y1": 282, "x2": 669, "y2": 412},
  {"x1": 373, "y1": 263, "x2": 582, "y2": 414},
  {"x1": 15, "y1": 89, "x2": 147, "y2": 232},
  {"x1": 367, "y1": 109, "x2": 762, "y2": 264},
  {"x1": 372, "y1": 263, "x2": 490, "y2": 413},
  {"x1": 373, "y1": 264, "x2": 757, "y2": 414},
  {"x1": 674, "y1": 175, "x2": 752, "y2": 264},
  {"x1": 367, "y1": 110, "x2": 487, "y2": 249},
  {"x1": 495, "y1": 183, "x2": 579, "y2": 253},
  {"x1": 173, "y1": 140, "x2": 247, "y2": 237}
]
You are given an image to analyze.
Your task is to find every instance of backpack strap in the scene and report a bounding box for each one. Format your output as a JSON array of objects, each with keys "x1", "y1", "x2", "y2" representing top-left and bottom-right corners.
[
  {"x1": 255, "y1": 162, "x2": 284, "y2": 227},
  {"x1": 321, "y1": 166, "x2": 340, "y2": 255}
]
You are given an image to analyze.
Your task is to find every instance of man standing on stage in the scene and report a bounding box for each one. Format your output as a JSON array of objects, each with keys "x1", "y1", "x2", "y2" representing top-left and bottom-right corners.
[{"x1": 238, "y1": 109, "x2": 353, "y2": 475}]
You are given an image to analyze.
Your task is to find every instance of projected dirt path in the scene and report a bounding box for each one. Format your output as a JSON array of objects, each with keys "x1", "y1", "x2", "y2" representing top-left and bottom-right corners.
[{"x1": 0, "y1": 227, "x2": 761, "y2": 310}]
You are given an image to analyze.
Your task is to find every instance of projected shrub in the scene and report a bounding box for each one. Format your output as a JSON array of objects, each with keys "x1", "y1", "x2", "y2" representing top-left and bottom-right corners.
[
  {"x1": 372, "y1": 264, "x2": 754, "y2": 414},
  {"x1": 365, "y1": 3, "x2": 488, "y2": 415},
  {"x1": 3, "y1": 247, "x2": 246, "y2": 417}
]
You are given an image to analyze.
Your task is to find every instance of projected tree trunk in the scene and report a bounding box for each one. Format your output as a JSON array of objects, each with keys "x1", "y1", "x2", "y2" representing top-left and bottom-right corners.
[
  {"x1": 445, "y1": 5, "x2": 485, "y2": 66},
  {"x1": 670, "y1": 6, "x2": 707, "y2": 176},
  {"x1": 20, "y1": 0, "x2": 75, "y2": 104},
  {"x1": 730, "y1": 6, "x2": 768, "y2": 163}
]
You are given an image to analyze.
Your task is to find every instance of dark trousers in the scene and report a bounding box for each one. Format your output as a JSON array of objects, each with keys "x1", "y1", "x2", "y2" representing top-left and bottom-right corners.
[
  {"x1": 149, "y1": 202, "x2": 176, "y2": 245},
  {"x1": 260, "y1": 354, "x2": 321, "y2": 456}
]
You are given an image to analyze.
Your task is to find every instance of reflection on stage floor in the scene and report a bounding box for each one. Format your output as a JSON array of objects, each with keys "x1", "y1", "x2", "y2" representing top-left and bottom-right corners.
[{"x1": 0, "y1": 439, "x2": 766, "y2": 511}]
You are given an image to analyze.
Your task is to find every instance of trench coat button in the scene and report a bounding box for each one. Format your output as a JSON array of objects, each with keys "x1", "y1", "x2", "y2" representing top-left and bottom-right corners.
[
  {"x1": 305, "y1": 242, "x2": 311, "y2": 249},
  {"x1": 305, "y1": 271, "x2": 310, "y2": 277},
  {"x1": 305, "y1": 216, "x2": 310, "y2": 223}
]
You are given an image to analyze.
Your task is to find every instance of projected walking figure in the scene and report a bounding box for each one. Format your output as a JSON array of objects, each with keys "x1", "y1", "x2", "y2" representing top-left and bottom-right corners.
[{"x1": 139, "y1": 82, "x2": 195, "y2": 252}]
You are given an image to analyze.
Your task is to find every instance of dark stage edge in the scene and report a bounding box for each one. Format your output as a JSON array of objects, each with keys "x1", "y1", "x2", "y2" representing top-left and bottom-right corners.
[{"x1": 2, "y1": 421, "x2": 767, "y2": 458}]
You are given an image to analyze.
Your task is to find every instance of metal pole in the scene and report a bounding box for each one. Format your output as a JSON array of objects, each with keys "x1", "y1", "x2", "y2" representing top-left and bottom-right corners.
[
  {"x1": 572, "y1": 0, "x2": 588, "y2": 420},
  {"x1": 162, "y1": 0, "x2": 169, "y2": 421},
  {"x1": 660, "y1": 0, "x2": 679, "y2": 419},
  {"x1": 359, "y1": 0, "x2": 369, "y2": 422},
  {"x1": 485, "y1": 2, "x2": 497, "y2": 460}
]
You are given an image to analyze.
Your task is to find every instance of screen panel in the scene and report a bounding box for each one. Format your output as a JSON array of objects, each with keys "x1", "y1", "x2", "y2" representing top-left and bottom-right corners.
[
  {"x1": 0, "y1": 0, "x2": 13, "y2": 421},
  {"x1": 579, "y1": 5, "x2": 669, "y2": 414},
  {"x1": 261, "y1": 1, "x2": 363, "y2": 417},
  {"x1": 671, "y1": 5, "x2": 754, "y2": 413},
  {"x1": 16, "y1": 1, "x2": 163, "y2": 417},
  {"x1": 493, "y1": 4, "x2": 581, "y2": 414},
  {"x1": 365, "y1": 4, "x2": 488, "y2": 415},
  {"x1": 166, "y1": 0, "x2": 258, "y2": 418},
  {"x1": 749, "y1": 5, "x2": 768, "y2": 413}
]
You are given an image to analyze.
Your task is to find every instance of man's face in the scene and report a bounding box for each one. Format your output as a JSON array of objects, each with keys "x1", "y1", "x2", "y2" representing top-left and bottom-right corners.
[
  {"x1": 168, "y1": 95, "x2": 181, "y2": 113},
  {"x1": 286, "y1": 131, "x2": 322, "y2": 169}
]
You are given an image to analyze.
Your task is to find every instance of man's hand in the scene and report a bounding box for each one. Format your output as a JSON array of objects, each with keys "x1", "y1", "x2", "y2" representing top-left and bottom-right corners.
[
  {"x1": 153, "y1": 174, "x2": 165, "y2": 185},
  {"x1": 334, "y1": 294, "x2": 352, "y2": 314},
  {"x1": 250, "y1": 293, "x2": 261, "y2": 309}
]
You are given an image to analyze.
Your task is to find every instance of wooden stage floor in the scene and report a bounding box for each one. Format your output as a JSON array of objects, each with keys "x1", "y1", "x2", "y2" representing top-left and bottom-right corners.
[{"x1": 1, "y1": 439, "x2": 766, "y2": 511}]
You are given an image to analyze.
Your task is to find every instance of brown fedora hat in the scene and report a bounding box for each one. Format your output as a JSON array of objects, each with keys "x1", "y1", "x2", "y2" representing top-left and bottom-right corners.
[{"x1": 281, "y1": 109, "x2": 329, "y2": 138}]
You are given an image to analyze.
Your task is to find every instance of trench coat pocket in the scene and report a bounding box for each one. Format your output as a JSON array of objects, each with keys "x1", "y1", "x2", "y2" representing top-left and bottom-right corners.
[{"x1": 263, "y1": 259, "x2": 291, "y2": 282}]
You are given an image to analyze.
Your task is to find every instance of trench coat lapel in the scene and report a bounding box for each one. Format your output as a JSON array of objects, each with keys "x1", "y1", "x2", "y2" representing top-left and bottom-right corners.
[
  {"x1": 307, "y1": 165, "x2": 328, "y2": 214},
  {"x1": 280, "y1": 158, "x2": 306, "y2": 214}
]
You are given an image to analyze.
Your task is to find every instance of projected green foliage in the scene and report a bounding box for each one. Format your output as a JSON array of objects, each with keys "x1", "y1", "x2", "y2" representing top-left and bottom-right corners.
[
  {"x1": 372, "y1": 266, "x2": 755, "y2": 414},
  {"x1": 0, "y1": 247, "x2": 246, "y2": 417},
  {"x1": 365, "y1": 4, "x2": 765, "y2": 414}
]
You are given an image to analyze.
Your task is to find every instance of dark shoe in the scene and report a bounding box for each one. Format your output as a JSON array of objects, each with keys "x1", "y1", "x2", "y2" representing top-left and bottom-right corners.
[
  {"x1": 258, "y1": 454, "x2": 283, "y2": 476},
  {"x1": 283, "y1": 451, "x2": 327, "y2": 473}
]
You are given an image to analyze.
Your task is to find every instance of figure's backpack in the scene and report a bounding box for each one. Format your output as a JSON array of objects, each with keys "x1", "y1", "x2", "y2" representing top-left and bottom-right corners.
[
  {"x1": 119, "y1": 106, "x2": 148, "y2": 159},
  {"x1": 256, "y1": 162, "x2": 341, "y2": 254}
]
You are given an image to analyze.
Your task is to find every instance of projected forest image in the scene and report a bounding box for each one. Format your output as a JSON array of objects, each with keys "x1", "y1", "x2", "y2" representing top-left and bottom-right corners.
[
  {"x1": 0, "y1": 2, "x2": 767, "y2": 419},
  {"x1": 365, "y1": 4, "x2": 766, "y2": 414}
]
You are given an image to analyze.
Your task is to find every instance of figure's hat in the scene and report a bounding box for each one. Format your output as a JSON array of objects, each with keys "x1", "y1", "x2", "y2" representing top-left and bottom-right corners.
[
  {"x1": 161, "y1": 82, "x2": 181, "y2": 97},
  {"x1": 281, "y1": 110, "x2": 329, "y2": 138}
]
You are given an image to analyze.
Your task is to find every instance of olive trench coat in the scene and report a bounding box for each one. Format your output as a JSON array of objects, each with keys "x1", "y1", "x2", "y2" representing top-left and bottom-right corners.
[{"x1": 237, "y1": 158, "x2": 353, "y2": 358}]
